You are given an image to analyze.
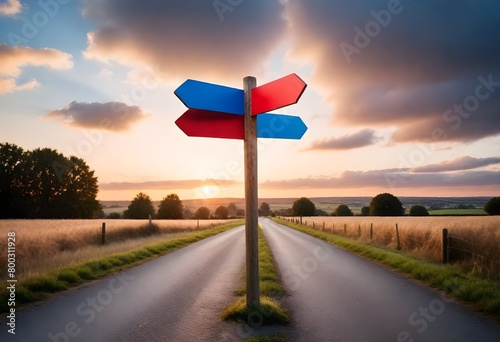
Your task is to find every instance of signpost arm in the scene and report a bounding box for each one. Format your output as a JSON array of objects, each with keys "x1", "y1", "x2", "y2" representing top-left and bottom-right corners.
[{"x1": 244, "y1": 76, "x2": 260, "y2": 308}]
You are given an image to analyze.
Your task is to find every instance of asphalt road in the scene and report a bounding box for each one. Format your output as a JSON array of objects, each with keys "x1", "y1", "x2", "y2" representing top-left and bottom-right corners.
[
  {"x1": 1, "y1": 226, "x2": 247, "y2": 342},
  {"x1": 260, "y1": 218, "x2": 500, "y2": 342}
]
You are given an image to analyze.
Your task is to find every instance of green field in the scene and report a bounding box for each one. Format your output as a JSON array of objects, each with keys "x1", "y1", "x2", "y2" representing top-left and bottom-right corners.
[{"x1": 428, "y1": 208, "x2": 486, "y2": 215}]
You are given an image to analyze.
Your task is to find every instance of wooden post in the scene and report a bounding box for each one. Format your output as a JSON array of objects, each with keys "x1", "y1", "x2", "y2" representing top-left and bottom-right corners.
[
  {"x1": 396, "y1": 223, "x2": 401, "y2": 250},
  {"x1": 300, "y1": 216, "x2": 302, "y2": 225},
  {"x1": 323, "y1": 221, "x2": 325, "y2": 231},
  {"x1": 149, "y1": 214, "x2": 152, "y2": 235},
  {"x1": 197, "y1": 219, "x2": 200, "y2": 230},
  {"x1": 358, "y1": 224, "x2": 361, "y2": 237},
  {"x1": 312, "y1": 222, "x2": 315, "y2": 229},
  {"x1": 344, "y1": 224, "x2": 346, "y2": 235},
  {"x1": 370, "y1": 223, "x2": 373, "y2": 240},
  {"x1": 101, "y1": 222, "x2": 106, "y2": 245},
  {"x1": 442, "y1": 228, "x2": 448, "y2": 264},
  {"x1": 244, "y1": 76, "x2": 259, "y2": 308}
]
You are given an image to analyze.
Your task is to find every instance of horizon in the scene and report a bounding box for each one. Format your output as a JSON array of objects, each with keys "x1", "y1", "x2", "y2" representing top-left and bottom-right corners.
[{"x1": 1, "y1": 1, "x2": 500, "y2": 202}]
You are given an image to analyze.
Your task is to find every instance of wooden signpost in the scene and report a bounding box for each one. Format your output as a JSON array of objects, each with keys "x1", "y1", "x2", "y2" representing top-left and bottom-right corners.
[{"x1": 174, "y1": 74, "x2": 307, "y2": 308}]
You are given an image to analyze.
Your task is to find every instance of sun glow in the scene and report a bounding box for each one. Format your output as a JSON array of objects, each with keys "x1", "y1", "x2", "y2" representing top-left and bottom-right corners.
[{"x1": 197, "y1": 185, "x2": 220, "y2": 199}]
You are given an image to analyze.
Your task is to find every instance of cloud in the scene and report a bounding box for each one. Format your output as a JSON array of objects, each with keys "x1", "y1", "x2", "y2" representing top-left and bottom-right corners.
[
  {"x1": 304, "y1": 128, "x2": 381, "y2": 151},
  {"x1": 0, "y1": 0, "x2": 22, "y2": 16},
  {"x1": 285, "y1": 0, "x2": 500, "y2": 143},
  {"x1": 100, "y1": 179, "x2": 240, "y2": 191},
  {"x1": 96, "y1": 68, "x2": 113, "y2": 79},
  {"x1": 261, "y1": 169, "x2": 500, "y2": 190},
  {"x1": 411, "y1": 156, "x2": 500, "y2": 173},
  {"x1": 82, "y1": 0, "x2": 287, "y2": 83},
  {"x1": 0, "y1": 44, "x2": 73, "y2": 94},
  {"x1": 0, "y1": 77, "x2": 39, "y2": 94},
  {"x1": 44, "y1": 101, "x2": 150, "y2": 132}
]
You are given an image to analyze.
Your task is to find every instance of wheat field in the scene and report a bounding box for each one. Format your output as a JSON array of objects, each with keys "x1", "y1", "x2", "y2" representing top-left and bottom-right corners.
[
  {"x1": 0, "y1": 219, "x2": 238, "y2": 280},
  {"x1": 281, "y1": 216, "x2": 500, "y2": 276}
]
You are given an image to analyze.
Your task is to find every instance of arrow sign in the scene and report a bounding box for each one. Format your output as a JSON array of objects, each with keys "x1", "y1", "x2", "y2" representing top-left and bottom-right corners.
[
  {"x1": 174, "y1": 79, "x2": 244, "y2": 115},
  {"x1": 257, "y1": 113, "x2": 308, "y2": 139},
  {"x1": 175, "y1": 109, "x2": 307, "y2": 140},
  {"x1": 251, "y1": 73, "x2": 307, "y2": 115},
  {"x1": 175, "y1": 109, "x2": 244, "y2": 139}
]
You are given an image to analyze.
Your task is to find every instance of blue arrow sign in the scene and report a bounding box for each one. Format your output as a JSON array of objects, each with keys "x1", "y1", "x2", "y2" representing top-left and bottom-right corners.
[
  {"x1": 174, "y1": 79, "x2": 244, "y2": 115},
  {"x1": 257, "y1": 114, "x2": 307, "y2": 139}
]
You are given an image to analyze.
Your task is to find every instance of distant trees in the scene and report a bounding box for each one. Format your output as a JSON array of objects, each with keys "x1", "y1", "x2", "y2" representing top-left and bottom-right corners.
[
  {"x1": 361, "y1": 206, "x2": 370, "y2": 216},
  {"x1": 215, "y1": 205, "x2": 229, "y2": 219},
  {"x1": 227, "y1": 203, "x2": 238, "y2": 217},
  {"x1": 334, "y1": 204, "x2": 353, "y2": 216},
  {"x1": 292, "y1": 197, "x2": 316, "y2": 216},
  {"x1": 409, "y1": 205, "x2": 429, "y2": 216},
  {"x1": 194, "y1": 206, "x2": 210, "y2": 219},
  {"x1": 157, "y1": 194, "x2": 183, "y2": 219},
  {"x1": 484, "y1": 197, "x2": 500, "y2": 215},
  {"x1": 260, "y1": 202, "x2": 270, "y2": 216},
  {"x1": 124, "y1": 192, "x2": 155, "y2": 219},
  {"x1": 370, "y1": 193, "x2": 404, "y2": 216},
  {"x1": 0, "y1": 143, "x2": 101, "y2": 218}
]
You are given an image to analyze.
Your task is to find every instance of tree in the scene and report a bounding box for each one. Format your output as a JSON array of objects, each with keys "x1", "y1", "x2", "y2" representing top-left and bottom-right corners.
[
  {"x1": 409, "y1": 205, "x2": 429, "y2": 216},
  {"x1": 484, "y1": 197, "x2": 500, "y2": 215},
  {"x1": 0, "y1": 143, "x2": 101, "y2": 218},
  {"x1": 361, "y1": 206, "x2": 370, "y2": 216},
  {"x1": 292, "y1": 197, "x2": 316, "y2": 216},
  {"x1": 194, "y1": 206, "x2": 210, "y2": 219},
  {"x1": 370, "y1": 193, "x2": 404, "y2": 216},
  {"x1": 124, "y1": 192, "x2": 155, "y2": 219},
  {"x1": 157, "y1": 194, "x2": 183, "y2": 219},
  {"x1": 227, "y1": 203, "x2": 238, "y2": 217},
  {"x1": 334, "y1": 204, "x2": 353, "y2": 216},
  {"x1": 260, "y1": 202, "x2": 270, "y2": 216},
  {"x1": 215, "y1": 205, "x2": 229, "y2": 219}
]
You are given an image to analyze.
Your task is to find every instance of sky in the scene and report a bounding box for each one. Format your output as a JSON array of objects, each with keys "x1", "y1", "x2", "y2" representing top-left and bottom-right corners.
[{"x1": 1, "y1": 0, "x2": 499, "y2": 201}]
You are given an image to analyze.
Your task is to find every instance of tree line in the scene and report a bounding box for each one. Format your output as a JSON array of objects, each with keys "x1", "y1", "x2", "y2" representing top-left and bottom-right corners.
[
  {"x1": 276, "y1": 193, "x2": 500, "y2": 217},
  {"x1": 0, "y1": 143, "x2": 101, "y2": 219}
]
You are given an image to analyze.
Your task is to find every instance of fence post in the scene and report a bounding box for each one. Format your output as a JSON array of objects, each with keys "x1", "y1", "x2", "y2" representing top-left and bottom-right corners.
[
  {"x1": 343, "y1": 224, "x2": 346, "y2": 235},
  {"x1": 395, "y1": 223, "x2": 401, "y2": 250},
  {"x1": 101, "y1": 222, "x2": 106, "y2": 245},
  {"x1": 149, "y1": 214, "x2": 152, "y2": 235},
  {"x1": 442, "y1": 228, "x2": 448, "y2": 264},
  {"x1": 370, "y1": 223, "x2": 373, "y2": 240},
  {"x1": 300, "y1": 216, "x2": 303, "y2": 225},
  {"x1": 358, "y1": 224, "x2": 361, "y2": 237},
  {"x1": 323, "y1": 221, "x2": 325, "y2": 231},
  {"x1": 197, "y1": 219, "x2": 200, "y2": 230}
]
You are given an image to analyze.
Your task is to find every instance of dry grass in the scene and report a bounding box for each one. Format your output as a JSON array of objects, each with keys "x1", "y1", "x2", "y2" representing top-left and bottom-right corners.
[
  {"x1": 0, "y1": 219, "x2": 237, "y2": 281},
  {"x1": 283, "y1": 216, "x2": 500, "y2": 276}
]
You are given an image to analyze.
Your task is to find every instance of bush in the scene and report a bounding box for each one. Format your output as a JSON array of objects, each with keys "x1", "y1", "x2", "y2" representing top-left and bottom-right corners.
[
  {"x1": 484, "y1": 197, "x2": 500, "y2": 215},
  {"x1": 361, "y1": 206, "x2": 370, "y2": 216},
  {"x1": 409, "y1": 205, "x2": 429, "y2": 216}
]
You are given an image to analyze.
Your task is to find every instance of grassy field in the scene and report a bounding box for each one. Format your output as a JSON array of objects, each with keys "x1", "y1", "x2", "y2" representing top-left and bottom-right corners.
[
  {"x1": 428, "y1": 208, "x2": 487, "y2": 215},
  {"x1": 0, "y1": 219, "x2": 237, "y2": 281},
  {"x1": 280, "y1": 216, "x2": 500, "y2": 277}
]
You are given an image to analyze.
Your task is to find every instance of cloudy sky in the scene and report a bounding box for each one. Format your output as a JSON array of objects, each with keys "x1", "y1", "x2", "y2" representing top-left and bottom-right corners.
[{"x1": 1, "y1": 0, "x2": 499, "y2": 201}]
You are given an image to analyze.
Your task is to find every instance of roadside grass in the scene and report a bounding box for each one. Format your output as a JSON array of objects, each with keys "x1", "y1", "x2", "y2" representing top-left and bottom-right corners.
[
  {"x1": 244, "y1": 333, "x2": 287, "y2": 342},
  {"x1": 273, "y1": 218, "x2": 500, "y2": 320},
  {"x1": 222, "y1": 226, "x2": 289, "y2": 326},
  {"x1": 0, "y1": 220, "x2": 243, "y2": 313}
]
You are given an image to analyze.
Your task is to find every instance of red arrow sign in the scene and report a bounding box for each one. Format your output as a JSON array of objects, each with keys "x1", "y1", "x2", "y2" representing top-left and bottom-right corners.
[
  {"x1": 251, "y1": 73, "x2": 307, "y2": 115},
  {"x1": 175, "y1": 109, "x2": 244, "y2": 139}
]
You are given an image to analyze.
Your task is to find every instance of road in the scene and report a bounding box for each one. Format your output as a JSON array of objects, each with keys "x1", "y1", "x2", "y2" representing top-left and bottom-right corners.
[
  {"x1": 260, "y1": 218, "x2": 500, "y2": 342},
  {"x1": 1, "y1": 226, "x2": 247, "y2": 342}
]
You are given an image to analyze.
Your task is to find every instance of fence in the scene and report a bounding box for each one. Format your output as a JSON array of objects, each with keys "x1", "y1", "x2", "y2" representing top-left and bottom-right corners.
[
  {"x1": 278, "y1": 217, "x2": 499, "y2": 277},
  {"x1": 442, "y1": 228, "x2": 499, "y2": 275}
]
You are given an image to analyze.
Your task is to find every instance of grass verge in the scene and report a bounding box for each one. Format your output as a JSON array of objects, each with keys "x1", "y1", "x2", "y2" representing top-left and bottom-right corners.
[
  {"x1": 273, "y1": 218, "x2": 500, "y2": 320},
  {"x1": 0, "y1": 220, "x2": 243, "y2": 313},
  {"x1": 222, "y1": 225, "x2": 289, "y2": 327}
]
